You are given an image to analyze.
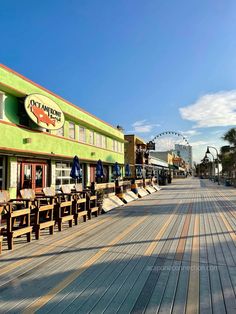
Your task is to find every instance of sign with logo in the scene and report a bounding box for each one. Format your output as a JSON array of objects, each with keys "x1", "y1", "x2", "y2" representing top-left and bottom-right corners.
[
  {"x1": 25, "y1": 94, "x2": 65, "y2": 130},
  {"x1": 146, "y1": 141, "x2": 155, "y2": 151}
]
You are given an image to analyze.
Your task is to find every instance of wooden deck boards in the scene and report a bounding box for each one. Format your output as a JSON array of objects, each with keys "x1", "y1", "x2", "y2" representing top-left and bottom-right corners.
[{"x1": 0, "y1": 178, "x2": 236, "y2": 313}]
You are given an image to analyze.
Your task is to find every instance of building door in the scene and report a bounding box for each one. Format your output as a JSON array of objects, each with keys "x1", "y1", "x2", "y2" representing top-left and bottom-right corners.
[
  {"x1": 90, "y1": 164, "x2": 96, "y2": 183},
  {"x1": 19, "y1": 162, "x2": 47, "y2": 193}
]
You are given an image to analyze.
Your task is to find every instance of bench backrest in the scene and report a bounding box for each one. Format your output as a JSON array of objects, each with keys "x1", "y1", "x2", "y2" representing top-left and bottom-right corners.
[
  {"x1": 0, "y1": 190, "x2": 10, "y2": 203},
  {"x1": 61, "y1": 185, "x2": 71, "y2": 194},
  {"x1": 20, "y1": 189, "x2": 36, "y2": 200},
  {"x1": 74, "y1": 183, "x2": 83, "y2": 192},
  {"x1": 43, "y1": 187, "x2": 56, "y2": 197}
]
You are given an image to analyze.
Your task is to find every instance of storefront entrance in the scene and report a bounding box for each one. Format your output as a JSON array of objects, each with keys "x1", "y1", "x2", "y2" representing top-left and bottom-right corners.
[{"x1": 18, "y1": 161, "x2": 48, "y2": 194}]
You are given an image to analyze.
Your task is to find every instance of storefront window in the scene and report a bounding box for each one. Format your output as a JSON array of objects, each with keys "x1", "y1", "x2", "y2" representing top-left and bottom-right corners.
[
  {"x1": 55, "y1": 161, "x2": 80, "y2": 188},
  {"x1": 23, "y1": 164, "x2": 32, "y2": 189},
  {"x1": 35, "y1": 165, "x2": 43, "y2": 188},
  {"x1": 69, "y1": 122, "x2": 75, "y2": 139}
]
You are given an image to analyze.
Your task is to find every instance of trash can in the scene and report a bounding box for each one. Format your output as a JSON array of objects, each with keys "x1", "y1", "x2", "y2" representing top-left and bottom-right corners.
[{"x1": 225, "y1": 179, "x2": 231, "y2": 187}]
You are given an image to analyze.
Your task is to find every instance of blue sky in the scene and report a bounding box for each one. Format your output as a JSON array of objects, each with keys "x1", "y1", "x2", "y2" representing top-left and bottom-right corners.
[{"x1": 1, "y1": 0, "x2": 236, "y2": 162}]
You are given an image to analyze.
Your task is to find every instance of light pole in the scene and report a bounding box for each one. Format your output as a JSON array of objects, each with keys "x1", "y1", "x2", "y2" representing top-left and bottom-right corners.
[
  {"x1": 204, "y1": 152, "x2": 215, "y2": 179},
  {"x1": 206, "y1": 146, "x2": 220, "y2": 185}
]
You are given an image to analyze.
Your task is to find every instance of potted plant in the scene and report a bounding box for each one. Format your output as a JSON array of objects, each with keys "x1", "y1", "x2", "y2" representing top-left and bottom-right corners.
[{"x1": 96, "y1": 189, "x2": 105, "y2": 214}]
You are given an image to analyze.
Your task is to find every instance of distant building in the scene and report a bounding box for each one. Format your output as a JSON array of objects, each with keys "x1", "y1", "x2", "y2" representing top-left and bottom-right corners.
[
  {"x1": 124, "y1": 134, "x2": 148, "y2": 178},
  {"x1": 124, "y1": 135, "x2": 169, "y2": 179},
  {"x1": 174, "y1": 144, "x2": 192, "y2": 168}
]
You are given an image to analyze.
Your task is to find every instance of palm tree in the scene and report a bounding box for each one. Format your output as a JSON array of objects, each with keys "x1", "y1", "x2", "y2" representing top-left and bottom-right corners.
[
  {"x1": 222, "y1": 128, "x2": 236, "y2": 147},
  {"x1": 221, "y1": 128, "x2": 236, "y2": 180}
]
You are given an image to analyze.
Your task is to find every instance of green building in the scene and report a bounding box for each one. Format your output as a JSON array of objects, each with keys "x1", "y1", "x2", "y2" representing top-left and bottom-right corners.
[{"x1": 0, "y1": 64, "x2": 124, "y2": 198}]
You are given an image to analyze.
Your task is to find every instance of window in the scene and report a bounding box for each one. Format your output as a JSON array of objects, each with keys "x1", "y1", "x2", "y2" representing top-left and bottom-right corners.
[
  {"x1": 101, "y1": 135, "x2": 107, "y2": 149},
  {"x1": 56, "y1": 126, "x2": 64, "y2": 137},
  {"x1": 89, "y1": 130, "x2": 95, "y2": 145},
  {"x1": 0, "y1": 92, "x2": 4, "y2": 120},
  {"x1": 113, "y1": 140, "x2": 118, "y2": 152},
  {"x1": 112, "y1": 140, "x2": 122, "y2": 152},
  {"x1": 96, "y1": 133, "x2": 102, "y2": 147},
  {"x1": 79, "y1": 126, "x2": 86, "y2": 142},
  {"x1": 69, "y1": 122, "x2": 75, "y2": 139},
  {"x1": 55, "y1": 161, "x2": 83, "y2": 188}
]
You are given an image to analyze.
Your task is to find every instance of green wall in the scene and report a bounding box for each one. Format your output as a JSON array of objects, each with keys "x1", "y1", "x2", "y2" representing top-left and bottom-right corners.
[
  {"x1": 0, "y1": 65, "x2": 124, "y2": 164},
  {"x1": 0, "y1": 122, "x2": 123, "y2": 164},
  {"x1": 0, "y1": 66, "x2": 124, "y2": 141}
]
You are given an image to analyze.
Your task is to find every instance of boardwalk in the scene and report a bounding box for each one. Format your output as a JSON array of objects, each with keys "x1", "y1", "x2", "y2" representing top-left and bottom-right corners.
[{"x1": 0, "y1": 177, "x2": 236, "y2": 313}]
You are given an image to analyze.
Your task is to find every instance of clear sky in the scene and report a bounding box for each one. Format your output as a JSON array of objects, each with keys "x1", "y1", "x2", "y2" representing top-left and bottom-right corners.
[{"x1": 1, "y1": 0, "x2": 236, "y2": 162}]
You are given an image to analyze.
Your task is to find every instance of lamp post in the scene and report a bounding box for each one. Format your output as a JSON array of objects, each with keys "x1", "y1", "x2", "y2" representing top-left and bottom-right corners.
[
  {"x1": 204, "y1": 152, "x2": 215, "y2": 180},
  {"x1": 206, "y1": 146, "x2": 220, "y2": 185}
]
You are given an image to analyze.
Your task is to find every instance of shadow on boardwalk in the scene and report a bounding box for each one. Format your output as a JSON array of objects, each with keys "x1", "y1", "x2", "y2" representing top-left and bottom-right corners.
[{"x1": 0, "y1": 248, "x2": 235, "y2": 313}]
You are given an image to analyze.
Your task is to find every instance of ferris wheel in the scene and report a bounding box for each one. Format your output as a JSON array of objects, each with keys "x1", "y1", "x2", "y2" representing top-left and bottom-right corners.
[{"x1": 150, "y1": 131, "x2": 190, "y2": 152}]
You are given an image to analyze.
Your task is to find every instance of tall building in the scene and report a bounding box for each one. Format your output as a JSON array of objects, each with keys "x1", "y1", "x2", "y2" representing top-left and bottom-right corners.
[{"x1": 174, "y1": 144, "x2": 192, "y2": 168}]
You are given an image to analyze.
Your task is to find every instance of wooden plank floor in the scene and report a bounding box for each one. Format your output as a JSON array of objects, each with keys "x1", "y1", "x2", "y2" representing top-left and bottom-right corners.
[{"x1": 0, "y1": 178, "x2": 236, "y2": 313}]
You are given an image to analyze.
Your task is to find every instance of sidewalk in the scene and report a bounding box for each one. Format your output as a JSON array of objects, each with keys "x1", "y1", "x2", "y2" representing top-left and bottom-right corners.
[{"x1": 0, "y1": 177, "x2": 236, "y2": 313}]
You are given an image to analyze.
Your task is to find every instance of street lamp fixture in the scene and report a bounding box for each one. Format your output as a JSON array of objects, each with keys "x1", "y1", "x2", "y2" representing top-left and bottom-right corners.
[
  {"x1": 205, "y1": 151, "x2": 215, "y2": 180},
  {"x1": 205, "y1": 146, "x2": 220, "y2": 185}
]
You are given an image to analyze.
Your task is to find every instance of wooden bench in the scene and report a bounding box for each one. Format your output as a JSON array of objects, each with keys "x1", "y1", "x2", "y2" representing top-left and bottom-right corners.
[
  {"x1": 135, "y1": 179, "x2": 149, "y2": 198},
  {"x1": 144, "y1": 179, "x2": 156, "y2": 194},
  {"x1": 6, "y1": 206, "x2": 32, "y2": 250},
  {"x1": 0, "y1": 231, "x2": 3, "y2": 254},
  {"x1": 86, "y1": 191, "x2": 99, "y2": 220},
  {"x1": 62, "y1": 185, "x2": 87, "y2": 225},
  {"x1": 0, "y1": 194, "x2": 8, "y2": 254},
  {"x1": 117, "y1": 181, "x2": 138, "y2": 203},
  {"x1": 152, "y1": 179, "x2": 162, "y2": 191},
  {"x1": 43, "y1": 186, "x2": 73, "y2": 232},
  {"x1": 0, "y1": 209, "x2": 3, "y2": 254},
  {"x1": 54, "y1": 200, "x2": 73, "y2": 231},
  {"x1": 34, "y1": 204, "x2": 55, "y2": 240},
  {"x1": 0, "y1": 190, "x2": 33, "y2": 251},
  {"x1": 95, "y1": 182, "x2": 124, "y2": 213}
]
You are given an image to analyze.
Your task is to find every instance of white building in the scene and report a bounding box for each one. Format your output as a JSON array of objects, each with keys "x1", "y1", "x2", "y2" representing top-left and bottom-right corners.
[{"x1": 174, "y1": 144, "x2": 192, "y2": 168}]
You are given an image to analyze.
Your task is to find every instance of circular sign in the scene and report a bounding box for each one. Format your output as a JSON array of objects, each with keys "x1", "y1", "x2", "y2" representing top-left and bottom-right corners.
[{"x1": 25, "y1": 94, "x2": 65, "y2": 130}]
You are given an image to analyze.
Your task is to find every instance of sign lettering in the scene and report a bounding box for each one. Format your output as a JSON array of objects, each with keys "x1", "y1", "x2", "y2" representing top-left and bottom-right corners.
[{"x1": 25, "y1": 94, "x2": 65, "y2": 130}]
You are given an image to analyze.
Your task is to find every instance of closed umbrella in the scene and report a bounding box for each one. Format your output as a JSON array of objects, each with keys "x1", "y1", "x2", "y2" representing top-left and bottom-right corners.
[
  {"x1": 114, "y1": 162, "x2": 121, "y2": 177},
  {"x1": 136, "y1": 165, "x2": 142, "y2": 178},
  {"x1": 96, "y1": 159, "x2": 104, "y2": 179},
  {"x1": 70, "y1": 155, "x2": 82, "y2": 181},
  {"x1": 125, "y1": 164, "x2": 131, "y2": 177}
]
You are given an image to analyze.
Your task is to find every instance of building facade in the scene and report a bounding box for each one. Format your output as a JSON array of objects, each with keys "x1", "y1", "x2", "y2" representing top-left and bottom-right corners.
[
  {"x1": 174, "y1": 144, "x2": 192, "y2": 168},
  {"x1": 124, "y1": 134, "x2": 149, "y2": 178},
  {"x1": 0, "y1": 65, "x2": 124, "y2": 198}
]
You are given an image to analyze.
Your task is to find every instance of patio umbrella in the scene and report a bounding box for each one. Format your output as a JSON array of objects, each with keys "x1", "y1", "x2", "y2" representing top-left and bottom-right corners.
[
  {"x1": 114, "y1": 162, "x2": 121, "y2": 177},
  {"x1": 70, "y1": 155, "x2": 82, "y2": 180},
  {"x1": 96, "y1": 159, "x2": 104, "y2": 178},
  {"x1": 125, "y1": 164, "x2": 131, "y2": 177},
  {"x1": 136, "y1": 165, "x2": 143, "y2": 178}
]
